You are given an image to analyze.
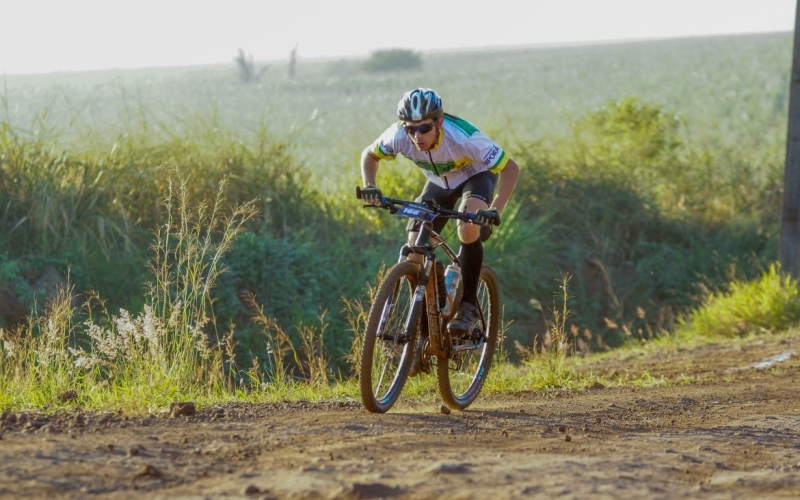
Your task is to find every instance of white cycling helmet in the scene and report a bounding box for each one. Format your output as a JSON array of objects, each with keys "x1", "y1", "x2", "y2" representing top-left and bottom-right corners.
[{"x1": 397, "y1": 88, "x2": 444, "y2": 122}]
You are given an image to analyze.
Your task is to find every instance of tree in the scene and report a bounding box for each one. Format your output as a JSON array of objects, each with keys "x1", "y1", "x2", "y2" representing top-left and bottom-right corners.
[
  {"x1": 289, "y1": 43, "x2": 298, "y2": 79},
  {"x1": 234, "y1": 48, "x2": 268, "y2": 83},
  {"x1": 362, "y1": 48, "x2": 422, "y2": 72}
]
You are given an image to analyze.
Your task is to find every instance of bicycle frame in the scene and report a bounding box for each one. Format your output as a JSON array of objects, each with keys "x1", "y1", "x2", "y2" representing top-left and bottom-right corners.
[
  {"x1": 392, "y1": 211, "x2": 487, "y2": 358},
  {"x1": 396, "y1": 222, "x2": 456, "y2": 357},
  {"x1": 357, "y1": 186, "x2": 501, "y2": 412},
  {"x1": 357, "y1": 187, "x2": 492, "y2": 353}
]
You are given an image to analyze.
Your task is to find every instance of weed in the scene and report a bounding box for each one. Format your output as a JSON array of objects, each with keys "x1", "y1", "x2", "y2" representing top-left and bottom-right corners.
[{"x1": 678, "y1": 263, "x2": 800, "y2": 338}]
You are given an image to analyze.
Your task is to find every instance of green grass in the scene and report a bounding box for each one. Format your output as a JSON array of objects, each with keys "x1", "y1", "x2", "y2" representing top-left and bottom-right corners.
[
  {"x1": 0, "y1": 32, "x2": 796, "y2": 411},
  {"x1": 677, "y1": 263, "x2": 800, "y2": 338},
  {"x1": 0, "y1": 173, "x2": 256, "y2": 411}
]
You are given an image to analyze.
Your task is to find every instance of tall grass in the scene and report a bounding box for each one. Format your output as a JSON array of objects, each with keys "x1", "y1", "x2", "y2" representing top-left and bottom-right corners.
[
  {"x1": 677, "y1": 264, "x2": 800, "y2": 338},
  {"x1": 482, "y1": 274, "x2": 600, "y2": 393},
  {"x1": 0, "y1": 33, "x2": 795, "y2": 410},
  {"x1": 0, "y1": 286, "x2": 79, "y2": 409},
  {"x1": 0, "y1": 173, "x2": 259, "y2": 410}
]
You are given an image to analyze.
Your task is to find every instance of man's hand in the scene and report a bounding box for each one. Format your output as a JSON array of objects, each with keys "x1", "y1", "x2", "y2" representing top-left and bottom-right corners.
[
  {"x1": 475, "y1": 208, "x2": 501, "y2": 226},
  {"x1": 361, "y1": 185, "x2": 383, "y2": 205}
]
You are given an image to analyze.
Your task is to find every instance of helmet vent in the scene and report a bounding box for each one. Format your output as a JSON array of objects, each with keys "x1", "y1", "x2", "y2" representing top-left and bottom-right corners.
[{"x1": 398, "y1": 88, "x2": 443, "y2": 122}]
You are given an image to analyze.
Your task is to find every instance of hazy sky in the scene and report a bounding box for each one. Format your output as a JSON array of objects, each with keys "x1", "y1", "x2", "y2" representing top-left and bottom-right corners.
[{"x1": 0, "y1": 0, "x2": 795, "y2": 75}]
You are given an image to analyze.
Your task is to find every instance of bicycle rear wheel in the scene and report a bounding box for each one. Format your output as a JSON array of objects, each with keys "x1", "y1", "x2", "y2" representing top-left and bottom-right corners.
[
  {"x1": 437, "y1": 265, "x2": 500, "y2": 410},
  {"x1": 360, "y1": 261, "x2": 422, "y2": 413}
]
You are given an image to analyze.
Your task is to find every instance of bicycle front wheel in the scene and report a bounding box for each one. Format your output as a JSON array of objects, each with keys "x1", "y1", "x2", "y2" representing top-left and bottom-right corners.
[
  {"x1": 360, "y1": 260, "x2": 422, "y2": 413},
  {"x1": 438, "y1": 265, "x2": 500, "y2": 410}
]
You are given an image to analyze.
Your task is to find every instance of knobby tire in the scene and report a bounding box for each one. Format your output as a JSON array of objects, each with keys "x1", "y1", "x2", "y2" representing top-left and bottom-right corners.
[
  {"x1": 359, "y1": 261, "x2": 421, "y2": 413},
  {"x1": 437, "y1": 265, "x2": 500, "y2": 410}
]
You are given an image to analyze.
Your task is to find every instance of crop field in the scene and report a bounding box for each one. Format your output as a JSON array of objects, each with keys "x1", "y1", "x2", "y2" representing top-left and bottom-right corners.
[{"x1": 3, "y1": 31, "x2": 790, "y2": 189}]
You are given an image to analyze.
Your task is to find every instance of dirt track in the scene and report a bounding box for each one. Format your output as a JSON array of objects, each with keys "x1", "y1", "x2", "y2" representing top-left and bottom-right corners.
[{"x1": 2, "y1": 333, "x2": 800, "y2": 500}]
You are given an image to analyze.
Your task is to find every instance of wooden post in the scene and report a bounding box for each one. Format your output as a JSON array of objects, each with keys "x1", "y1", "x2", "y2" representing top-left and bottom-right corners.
[{"x1": 780, "y1": 0, "x2": 800, "y2": 277}]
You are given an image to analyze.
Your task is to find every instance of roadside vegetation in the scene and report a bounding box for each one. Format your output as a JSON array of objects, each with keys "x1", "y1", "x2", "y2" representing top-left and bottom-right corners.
[{"x1": 0, "y1": 32, "x2": 797, "y2": 412}]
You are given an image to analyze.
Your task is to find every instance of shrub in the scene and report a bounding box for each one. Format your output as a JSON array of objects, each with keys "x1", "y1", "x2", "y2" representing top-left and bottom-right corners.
[
  {"x1": 362, "y1": 48, "x2": 422, "y2": 72},
  {"x1": 0, "y1": 173, "x2": 258, "y2": 410},
  {"x1": 677, "y1": 264, "x2": 800, "y2": 338},
  {"x1": 571, "y1": 96, "x2": 682, "y2": 183}
]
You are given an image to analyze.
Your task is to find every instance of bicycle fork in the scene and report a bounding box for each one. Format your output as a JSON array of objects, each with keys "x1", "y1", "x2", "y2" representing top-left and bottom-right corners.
[{"x1": 423, "y1": 272, "x2": 450, "y2": 358}]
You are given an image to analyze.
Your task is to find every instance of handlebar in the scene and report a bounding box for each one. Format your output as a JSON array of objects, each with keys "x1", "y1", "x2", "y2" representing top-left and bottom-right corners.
[{"x1": 355, "y1": 186, "x2": 494, "y2": 226}]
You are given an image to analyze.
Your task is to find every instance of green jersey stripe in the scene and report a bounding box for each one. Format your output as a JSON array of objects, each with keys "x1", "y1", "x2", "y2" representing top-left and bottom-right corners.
[{"x1": 443, "y1": 113, "x2": 478, "y2": 138}]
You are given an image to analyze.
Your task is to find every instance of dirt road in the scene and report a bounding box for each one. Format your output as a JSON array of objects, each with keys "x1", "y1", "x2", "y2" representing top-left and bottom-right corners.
[{"x1": 2, "y1": 333, "x2": 800, "y2": 500}]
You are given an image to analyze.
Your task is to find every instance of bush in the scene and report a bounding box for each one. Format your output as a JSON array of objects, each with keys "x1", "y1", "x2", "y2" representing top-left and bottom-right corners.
[
  {"x1": 678, "y1": 264, "x2": 800, "y2": 338},
  {"x1": 571, "y1": 96, "x2": 682, "y2": 184},
  {"x1": 362, "y1": 48, "x2": 422, "y2": 72},
  {"x1": 505, "y1": 98, "x2": 776, "y2": 350},
  {"x1": 0, "y1": 120, "x2": 315, "y2": 320}
]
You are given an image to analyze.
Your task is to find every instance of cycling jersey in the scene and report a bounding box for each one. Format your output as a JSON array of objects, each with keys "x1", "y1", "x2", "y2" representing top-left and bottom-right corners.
[{"x1": 370, "y1": 113, "x2": 510, "y2": 190}]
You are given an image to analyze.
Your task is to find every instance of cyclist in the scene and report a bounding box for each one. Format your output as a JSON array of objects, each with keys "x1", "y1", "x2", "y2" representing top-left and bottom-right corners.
[{"x1": 360, "y1": 87, "x2": 520, "y2": 339}]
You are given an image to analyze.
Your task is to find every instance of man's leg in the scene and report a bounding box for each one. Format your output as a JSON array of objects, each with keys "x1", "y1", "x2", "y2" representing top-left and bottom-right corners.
[
  {"x1": 456, "y1": 195, "x2": 488, "y2": 303},
  {"x1": 447, "y1": 171, "x2": 497, "y2": 336},
  {"x1": 447, "y1": 195, "x2": 488, "y2": 336},
  {"x1": 405, "y1": 181, "x2": 456, "y2": 263}
]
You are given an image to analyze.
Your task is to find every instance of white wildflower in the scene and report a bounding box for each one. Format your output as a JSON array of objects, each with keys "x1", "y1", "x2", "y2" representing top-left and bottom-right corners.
[
  {"x1": 115, "y1": 309, "x2": 138, "y2": 353},
  {"x1": 141, "y1": 304, "x2": 162, "y2": 346},
  {"x1": 70, "y1": 348, "x2": 99, "y2": 370},
  {"x1": 85, "y1": 322, "x2": 120, "y2": 361},
  {"x1": 3, "y1": 340, "x2": 16, "y2": 359}
]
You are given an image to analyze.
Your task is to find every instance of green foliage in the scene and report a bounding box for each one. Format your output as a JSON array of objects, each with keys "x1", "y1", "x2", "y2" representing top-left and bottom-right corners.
[
  {"x1": 0, "y1": 119, "x2": 313, "y2": 314},
  {"x1": 509, "y1": 109, "x2": 775, "y2": 349},
  {"x1": 678, "y1": 264, "x2": 800, "y2": 338},
  {"x1": 0, "y1": 174, "x2": 255, "y2": 411},
  {"x1": 362, "y1": 48, "x2": 422, "y2": 72},
  {"x1": 0, "y1": 33, "x2": 793, "y2": 410},
  {"x1": 570, "y1": 96, "x2": 682, "y2": 183}
]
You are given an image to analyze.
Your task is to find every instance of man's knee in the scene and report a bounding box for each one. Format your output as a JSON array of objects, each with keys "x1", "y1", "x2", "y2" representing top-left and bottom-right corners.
[{"x1": 457, "y1": 224, "x2": 481, "y2": 244}]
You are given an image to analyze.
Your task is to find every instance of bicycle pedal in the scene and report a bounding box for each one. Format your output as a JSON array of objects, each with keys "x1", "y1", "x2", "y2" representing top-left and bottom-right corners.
[{"x1": 409, "y1": 351, "x2": 430, "y2": 377}]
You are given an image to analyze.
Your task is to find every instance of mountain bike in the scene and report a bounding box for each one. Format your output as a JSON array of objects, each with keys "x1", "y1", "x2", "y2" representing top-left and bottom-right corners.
[{"x1": 355, "y1": 187, "x2": 500, "y2": 413}]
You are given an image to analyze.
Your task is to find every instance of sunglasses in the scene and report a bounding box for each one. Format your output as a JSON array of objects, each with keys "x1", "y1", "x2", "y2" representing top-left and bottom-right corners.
[{"x1": 403, "y1": 121, "x2": 437, "y2": 135}]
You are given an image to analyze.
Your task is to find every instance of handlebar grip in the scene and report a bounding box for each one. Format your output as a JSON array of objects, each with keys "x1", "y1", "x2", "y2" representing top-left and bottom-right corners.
[{"x1": 355, "y1": 186, "x2": 362, "y2": 199}]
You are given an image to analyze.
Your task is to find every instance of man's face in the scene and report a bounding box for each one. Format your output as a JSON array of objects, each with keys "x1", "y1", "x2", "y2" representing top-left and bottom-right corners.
[{"x1": 403, "y1": 118, "x2": 440, "y2": 151}]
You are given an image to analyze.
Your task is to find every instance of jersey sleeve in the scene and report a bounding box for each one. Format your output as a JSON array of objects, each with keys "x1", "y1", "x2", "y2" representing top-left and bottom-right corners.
[
  {"x1": 370, "y1": 123, "x2": 404, "y2": 161},
  {"x1": 463, "y1": 131, "x2": 510, "y2": 173}
]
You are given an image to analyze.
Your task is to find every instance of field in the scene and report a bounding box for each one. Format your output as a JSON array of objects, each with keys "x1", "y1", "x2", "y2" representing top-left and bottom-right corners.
[
  {"x1": 3, "y1": 32, "x2": 790, "y2": 186},
  {"x1": 0, "y1": 30, "x2": 797, "y2": 409},
  {"x1": 2, "y1": 29, "x2": 800, "y2": 500}
]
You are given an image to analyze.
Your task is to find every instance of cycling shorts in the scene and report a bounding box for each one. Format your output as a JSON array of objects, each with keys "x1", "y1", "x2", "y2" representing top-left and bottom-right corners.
[{"x1": 406, "y1": 170, "x2": 497, "y2": 234}]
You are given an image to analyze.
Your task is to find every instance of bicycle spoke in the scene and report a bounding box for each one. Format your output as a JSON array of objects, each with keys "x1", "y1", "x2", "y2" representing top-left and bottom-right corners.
[
  {"x1": 360, "y1": 261, "x2": 421, "y2": 413},
  {"x1": 437, "y1": 266, "x2": 500, "y2": 410}
]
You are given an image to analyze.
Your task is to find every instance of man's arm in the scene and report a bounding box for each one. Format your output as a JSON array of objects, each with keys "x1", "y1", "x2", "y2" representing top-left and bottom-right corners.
[
  {"x1": 361, "y1": 147, "x2": 381, "y2": 187},
  {"x1": 490, "y1": 159, "x2": 520, "y2": 214}
]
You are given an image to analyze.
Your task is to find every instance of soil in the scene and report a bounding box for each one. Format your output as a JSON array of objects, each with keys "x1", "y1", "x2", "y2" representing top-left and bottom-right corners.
[{"x1": 2, "y1": 333, "x2": 800, "y2": 500}]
